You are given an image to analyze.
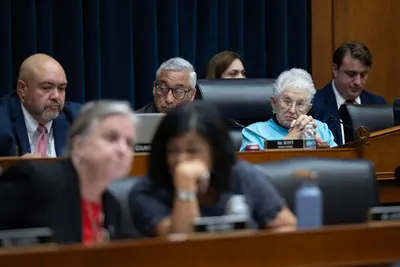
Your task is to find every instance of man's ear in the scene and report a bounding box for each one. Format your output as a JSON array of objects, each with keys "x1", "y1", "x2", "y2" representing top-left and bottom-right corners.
[
  {"x1": 16, "y1": 80, "x2": 27, "y2": 102},
  {"x1": 332, "y1": 64, "x2": 339, "y2": 78},
  {"x1": 152, "y1": 84, "x2": 156, "y2": 96},
  {"x1": 190, "y1": 88, "x2": 196, "y2": 101}
]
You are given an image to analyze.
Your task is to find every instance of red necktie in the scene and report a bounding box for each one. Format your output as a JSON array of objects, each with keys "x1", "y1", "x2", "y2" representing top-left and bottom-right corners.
[{"x1": 35, "y1": 124, "x2": 47, "y2": 157}]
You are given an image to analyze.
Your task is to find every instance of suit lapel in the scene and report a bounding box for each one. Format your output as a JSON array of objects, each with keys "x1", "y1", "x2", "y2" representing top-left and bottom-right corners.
[
  {"x1": 360, "y1": 91, "x2": 374, "y2": 104},
  {"x1": 53, "y1": 114, "x2": 69, "y2": 156},
  {"x1": 324, "y1": 85, "x2": 343, "y2": 145},
  {"x1": 60, "y1": 159, "x2": 82, "y2": 242},
  {"x1": 9, "y1": 93, "x2": 30, "y2": 155}
]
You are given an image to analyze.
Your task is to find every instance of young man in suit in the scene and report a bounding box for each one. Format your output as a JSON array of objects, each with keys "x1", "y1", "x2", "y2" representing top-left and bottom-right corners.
[
  {"x1": 0, "y1": 53, "x2": 82, "y2": 157},
  {"x1": 312, "y1": 41, "x2": 386, "y2": 145},
  {"x1": 135, "y1": 57, "x2": 197, "y2": 114}
]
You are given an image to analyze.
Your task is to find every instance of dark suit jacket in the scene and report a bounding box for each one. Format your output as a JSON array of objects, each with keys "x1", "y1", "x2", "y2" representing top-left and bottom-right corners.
[
  {"x1": 0, "y1": 91, "x2": 82, "y2": 156},
  {"x1": 0, "y1": 159, "x2": 122, "y2": 244},
  {"x1": 135, "y1": 102, "x2": 159, "y2": 113},
  {"x1": 311, "y1": 82, "x2": 387, "y2": 145}
]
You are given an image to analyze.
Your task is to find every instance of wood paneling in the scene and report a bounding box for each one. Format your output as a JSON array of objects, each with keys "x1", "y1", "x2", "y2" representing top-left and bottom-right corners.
[
  {"x1": 311, "y1": 0, "x2": 333, "y2": 89},
  {"x1": 333, "y1": 0, "x2": 400, "y2": 103},
  {"x1": 312, "y1": 0, "x2": 400, "y2": 103},
  {"x1": 1, "y1": 222, "x2": 400, "y2": 267}
]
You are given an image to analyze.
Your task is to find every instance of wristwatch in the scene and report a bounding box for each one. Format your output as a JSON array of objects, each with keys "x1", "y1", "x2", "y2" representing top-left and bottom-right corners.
[{"x1": 176, "y1": 190, "x2": 196, "y2": 201}]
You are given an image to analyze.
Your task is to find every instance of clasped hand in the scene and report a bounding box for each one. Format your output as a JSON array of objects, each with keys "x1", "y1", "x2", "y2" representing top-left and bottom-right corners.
[{"x1": 286, "y1": 115, "x2": 330, "y2": 148}]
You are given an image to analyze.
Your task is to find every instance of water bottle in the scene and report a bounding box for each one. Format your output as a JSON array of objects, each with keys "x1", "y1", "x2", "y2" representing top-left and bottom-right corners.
[
  {"x1": 303, "y1": 124, "x2": 316, "y2": 149},
  {"x1": 294, "y1": 170, "x2": 323, "y2": 229},
  {"x1": 225, "y1": 195, "x2": 251, "y2": 230},
  {"x1": 226, "y1": 195, "x2": 250, "y2": 217}
]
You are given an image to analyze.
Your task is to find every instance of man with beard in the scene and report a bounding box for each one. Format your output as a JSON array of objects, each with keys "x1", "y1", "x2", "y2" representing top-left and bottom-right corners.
[
  {"x1": 135, "y1": 57, "x2": 197, "y2": 114},
  {"x1": 0, "y1": 53, "x2": 82, "y2": 157},
  {"x1": 312, "y1": 41, "x2": 386, "y2": 145}
]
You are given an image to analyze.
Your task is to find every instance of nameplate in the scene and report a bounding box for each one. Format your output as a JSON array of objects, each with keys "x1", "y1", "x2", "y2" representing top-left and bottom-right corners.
[
  {"x1": 368, "y1": 206, "x2": 400, "y2": 221},
  {"x1": 134, "y1": 143, "x2": 152, "y2": 153},
  {"x1": 194, "y1": 215, "x2": 249, "y2": 233},
  {"x1": 0, "y1": 227, "x2": 53, "y2": 247},
  {"x1": 264, "y1": 140, "x2": 305, "y2": 149}
]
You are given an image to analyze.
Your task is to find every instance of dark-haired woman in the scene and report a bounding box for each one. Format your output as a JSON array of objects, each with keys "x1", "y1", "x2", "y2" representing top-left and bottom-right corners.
[
  {"x1": 206, "y1": 51, "x2": 246, "y2": 79},
  {"x1": 130, "y1": 102, "x2": 296, "y2": 237}
]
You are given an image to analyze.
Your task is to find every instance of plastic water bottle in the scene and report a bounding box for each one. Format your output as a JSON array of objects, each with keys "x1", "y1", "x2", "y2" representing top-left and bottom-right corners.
[
  {"x1": 303, "y1": 124, "x2": 316, "y2": 149},
  {"x1": 226, "y1": 195, "x2": 250, "y2": 217},
  {"x1": 294, "y1": 170, "x2": 323, "y2": 229}
]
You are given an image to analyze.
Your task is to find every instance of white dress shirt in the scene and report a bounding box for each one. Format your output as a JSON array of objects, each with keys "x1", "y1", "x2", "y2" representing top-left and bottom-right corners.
[
  {"x1": 20, "y1": 104, "x2": 57, "y2": 157},
  {"x1": 332, "y1": 81, "x2": 361, "y2": 143}
]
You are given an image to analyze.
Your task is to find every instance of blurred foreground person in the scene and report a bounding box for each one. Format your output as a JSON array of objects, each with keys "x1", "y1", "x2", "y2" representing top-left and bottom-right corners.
[
  {"x1": 130, "y1": 102, "x2": 296, "y2": 237},
  {"x1": 0, "y1": 100, "x2": 137, "y2": 245}
]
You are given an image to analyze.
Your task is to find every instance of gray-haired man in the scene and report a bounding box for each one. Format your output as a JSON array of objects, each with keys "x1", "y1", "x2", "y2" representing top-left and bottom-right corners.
[{"x1": 136, "y1": 57, "x2": 197, "y2": 113}]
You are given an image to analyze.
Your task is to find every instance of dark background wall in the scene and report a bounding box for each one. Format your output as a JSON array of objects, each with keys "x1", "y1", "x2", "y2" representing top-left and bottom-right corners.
[{"x1": 0, "y1": 0, "x2": 310, "y2": 109}]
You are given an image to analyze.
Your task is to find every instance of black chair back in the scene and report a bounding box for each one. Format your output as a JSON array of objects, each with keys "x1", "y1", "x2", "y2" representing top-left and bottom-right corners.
[
  {"x1": 196, "y1": 79, "x2": 275, "y2": 126},
  {"x1": 255, "y1": 157, "x2": 379, "y2": 225},
  {"x1": 394, "y1": 98, "x2": 400, "y2": 126},
  {"x1": 340, "y1": 104, "x2": 394, "y2": 138},
  {"x1": 196, "y1": 79, "x2": 275, "y2": 151},
  {"x1": 103, "y1": 178, "x2": 144, "y2": 239}
]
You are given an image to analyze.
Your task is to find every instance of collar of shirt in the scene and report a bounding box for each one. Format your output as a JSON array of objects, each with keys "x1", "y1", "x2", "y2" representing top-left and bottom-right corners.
[
  {"x1": 332, "y1": 80, "x2": 361, "y2": 109},
  {"x1": 20, "y1": 103, "x2": 53, "y2": 136}
]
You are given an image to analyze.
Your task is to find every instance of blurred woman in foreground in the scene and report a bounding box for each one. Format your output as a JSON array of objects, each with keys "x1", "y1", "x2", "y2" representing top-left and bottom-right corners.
[
  {"x1": 130, "y1": 102, "x2": 296, "y2": 237},
  {"x1": 0, "y1": 100, "x2": 137, "y2": 245}
]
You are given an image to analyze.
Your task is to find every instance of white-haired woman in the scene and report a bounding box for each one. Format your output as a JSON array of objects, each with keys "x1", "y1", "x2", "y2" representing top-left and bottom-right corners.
[
  {"x1": 240, "y1": 68, "x2": 337, "y2": 151},
  {"x1": 0, "y1": 100, "x2": 137, "y2": 245}
]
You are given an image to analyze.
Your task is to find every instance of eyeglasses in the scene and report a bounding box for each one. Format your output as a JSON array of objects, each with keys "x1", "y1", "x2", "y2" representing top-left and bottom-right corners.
[
  {"x1": 279, "y1": 98, "x2": 309, "y2": 112},
  {"x1": 155, "y1": 83, "x2": 191, "y2": 99}
]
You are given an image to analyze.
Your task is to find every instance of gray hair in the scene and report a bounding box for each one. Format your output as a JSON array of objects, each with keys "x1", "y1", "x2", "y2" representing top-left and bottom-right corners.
[
  {"x1": 273, "y1": 68, "x2": 316, "y2": 103},
  {"x1": 156, "y1": 57, "x2": 197, "y2": 88},
  {"x1": 64, "y1": 100, "x2": 138, "y2": 156}
]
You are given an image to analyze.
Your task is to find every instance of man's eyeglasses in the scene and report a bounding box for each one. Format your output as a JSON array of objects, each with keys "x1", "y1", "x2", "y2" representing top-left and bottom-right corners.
[
  {"x1": 279, "y1": 98, "x2": 309, "y2": 112},
  {"x1": 155, "y1": 83, "x2": 191, "y2": 99}
]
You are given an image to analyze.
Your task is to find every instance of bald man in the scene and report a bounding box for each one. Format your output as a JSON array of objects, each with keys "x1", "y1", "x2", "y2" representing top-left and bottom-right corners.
[{"x1": 0, "y1": 53, "x2": 82, "y2": 157}]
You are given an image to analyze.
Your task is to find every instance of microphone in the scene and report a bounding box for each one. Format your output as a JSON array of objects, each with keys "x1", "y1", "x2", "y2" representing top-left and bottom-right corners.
[{"x1": 227, "y1": 118, "x2": 268, "y2": 142}]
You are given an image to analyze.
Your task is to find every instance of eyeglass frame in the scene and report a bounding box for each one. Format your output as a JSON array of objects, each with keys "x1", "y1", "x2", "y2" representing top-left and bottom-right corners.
[
  {"x1": 154, "y1": 83, "x2": 193, "y2": 100},
  {"x1": 278, "y1": 97, "x2": 311, "y2": 112}
]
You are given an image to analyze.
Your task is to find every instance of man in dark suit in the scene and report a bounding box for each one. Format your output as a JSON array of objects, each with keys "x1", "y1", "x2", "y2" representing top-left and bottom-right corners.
[
  {"x1": 312, "y1": 41, "x2": 386, "y2": 145},
  {"x1": 136, "y1": 57, "x2": 197, "y2": 114},
  {"x1": 0, "y1": 53, "x2": 82, "y2": 157}
]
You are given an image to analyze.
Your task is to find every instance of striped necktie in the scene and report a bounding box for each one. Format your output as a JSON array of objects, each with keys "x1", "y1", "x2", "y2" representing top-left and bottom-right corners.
[{"x1": 34, "y1": 124, "x2": 47, "y2": 157}]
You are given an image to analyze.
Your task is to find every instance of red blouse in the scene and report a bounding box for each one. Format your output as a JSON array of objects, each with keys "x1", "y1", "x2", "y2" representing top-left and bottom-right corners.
[{"x1": 81, "y1": 199, "x2": 104, "y2": 245}]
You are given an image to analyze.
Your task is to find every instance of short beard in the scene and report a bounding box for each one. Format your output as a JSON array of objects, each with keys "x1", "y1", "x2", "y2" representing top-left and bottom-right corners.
[{"x1": 35, "y1": 106, "x2": 62, "y2": 123}]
